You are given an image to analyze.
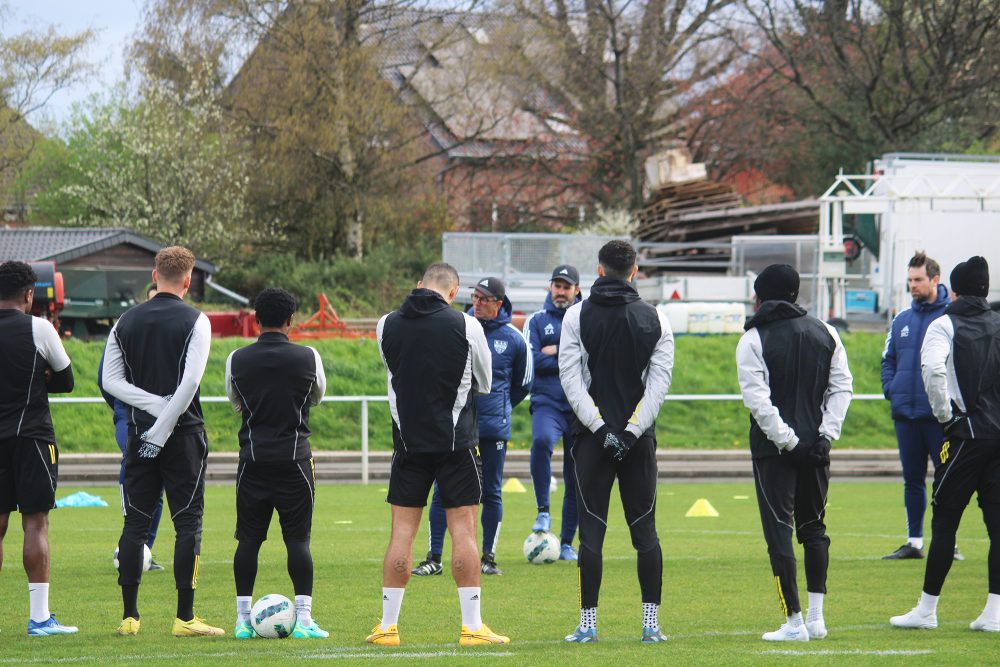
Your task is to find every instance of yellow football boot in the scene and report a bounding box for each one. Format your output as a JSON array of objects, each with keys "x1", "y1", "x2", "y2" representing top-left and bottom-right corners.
[
  {"x1": 366, "y1": 623, "x2": 400, "y2": 646},
  {"x1": 460, "y1": 623, "x2": 510, "y2": 646},
  {"x1": 172, "y1": 616, "x2": 225, "y2": 637},
  {"x1": 117, "y1": 617, "x2": 140, "y2": 636}
]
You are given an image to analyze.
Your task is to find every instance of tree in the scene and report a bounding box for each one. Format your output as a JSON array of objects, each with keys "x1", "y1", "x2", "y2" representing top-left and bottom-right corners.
[
  {"x1": 691, "y1": 0, "x2": 1000, "y2": 196},
  {"x1": 503, "y1": 0, "x2": 738, "y2": 212},
  {"x1": 21, "y1": 64, "x2": 258, "y2": 264},
  {"x1": 0, "y1": 2, "x2": 94, "y2": 177},
  {"x1": 131, "y1": 0, "x2": 485, "y2": 260}
]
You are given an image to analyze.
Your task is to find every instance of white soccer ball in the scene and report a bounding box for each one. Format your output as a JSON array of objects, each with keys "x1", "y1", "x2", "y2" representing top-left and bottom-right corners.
[
  {"x1": 523, "y1": 531, "x2": 560, "y2": 564},
  {"x1": 112, "y1": 544, "x2": 152, "y2": 572},
  {"x1": 251, "y1": 594, "x2": 297, "y2": 639}
]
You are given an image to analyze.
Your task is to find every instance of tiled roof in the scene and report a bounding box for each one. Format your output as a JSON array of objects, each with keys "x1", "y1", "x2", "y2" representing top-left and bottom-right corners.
[{"x1": 0, "y1": 227, "x2": 217, "y2": 273}]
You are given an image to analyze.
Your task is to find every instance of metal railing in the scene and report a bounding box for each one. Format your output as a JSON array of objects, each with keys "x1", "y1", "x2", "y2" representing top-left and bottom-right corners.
[{"x1": 52, "y1": 394, "x2": 886, "y2": 484}]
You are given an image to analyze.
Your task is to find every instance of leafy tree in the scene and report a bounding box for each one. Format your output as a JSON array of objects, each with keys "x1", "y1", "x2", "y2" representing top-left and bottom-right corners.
[
  {"x1": 21, "y1": 64, "x2": 258, "y2": 264},
  {"x1": 503, "y1": 0, "x2": 738, "y2": 212},
  {"x1": 691, "y1": 0, "x2": 1000, "y2": 197},
  {"x1": 0, "y1": 1, "x2": 93, "y2": 211}
]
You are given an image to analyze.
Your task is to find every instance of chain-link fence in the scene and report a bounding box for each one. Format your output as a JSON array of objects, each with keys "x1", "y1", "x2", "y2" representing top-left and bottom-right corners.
[{"x1": 443, "y1": 232, "x2": 624, "y2": 285}]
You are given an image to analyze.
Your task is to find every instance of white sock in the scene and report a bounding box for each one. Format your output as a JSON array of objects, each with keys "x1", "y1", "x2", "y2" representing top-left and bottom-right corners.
[
  {"x1": 236, "y1": 596, "x2": 252, "y2": 623},
  {"x1": 917, "y1": 591, "x2": 939, "y2": 615},
  {"x1": 982, "y1": 593, "x2": 1000, "y2": 620},
  {"x1": 642, "y1": 602, "x2": 659, "y2": 630},
  {"x1": 381, "y1": 587, "x2": 404, "y2": 629},
  {"x1": 458, "y1": 587, "x2": 482, "y2": 631},
  {"x1": 806, "y1": 592, "x2": 824, "y2": 622},
  {"x1": 580, "y1": 607, "x2": 597, "y2": 631},
  {"x1": 295, "y1": 595, "x2": 313, "y2": 626},
  {"x1": 28, "y1": 583, "x2": 50, "y2": 623},
  {"x1": 786, "y1": 611, "x2": 803, "y2": 628},
  {"x1": 908, "y1": 537, "x2": 924, "y2": 550}
]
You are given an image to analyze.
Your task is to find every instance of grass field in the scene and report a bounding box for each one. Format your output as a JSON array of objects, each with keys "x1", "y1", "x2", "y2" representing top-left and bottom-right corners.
[
  {"x1": 53, "y1": 332, "x2": 897, "y2": 452},
  {"x1": 0, "y1": 481, "x2": 996, "y2": 665}
]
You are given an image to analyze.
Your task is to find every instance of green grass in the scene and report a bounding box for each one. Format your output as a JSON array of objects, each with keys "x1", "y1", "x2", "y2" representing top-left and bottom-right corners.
[
  {"x1": 0, "y1": 481, "x2": 994, "y2": 665},
  {"x1": 54, "y1": 332, "x2": 895, "y2": 452}
]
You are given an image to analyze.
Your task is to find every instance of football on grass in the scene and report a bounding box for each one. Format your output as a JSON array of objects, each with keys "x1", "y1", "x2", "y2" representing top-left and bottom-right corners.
[
  {"x1": 523, "y1": 531, "x2": 560, "y2": 564},
  {"x1": 112, "y1": 544, "x2": 152, "y2": 572},
  {"x1": 251, "y1": 594, "x2": 297, "y2": 638}
]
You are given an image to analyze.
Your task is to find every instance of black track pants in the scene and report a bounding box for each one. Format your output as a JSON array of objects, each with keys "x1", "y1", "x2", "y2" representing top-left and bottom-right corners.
[
  {"x1": 753, "y1": 453, "x2": 830, "y2": 615},
  {"x1": 923, "y1": 438, "x2": 1000, "y2": 595},
  {"x1": 571, "y1": 430, "x2": 661, "y2": 609},
  {"x1": 118, "y1": 431, "x2": 207, "y2": 591}
]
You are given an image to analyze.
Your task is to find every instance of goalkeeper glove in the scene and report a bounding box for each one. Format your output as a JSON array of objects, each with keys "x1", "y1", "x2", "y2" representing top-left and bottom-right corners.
[
  {"x1": 595, "y1": 426, "x2": 625, "y2": 461},
  {"x1": 942, "y1": 401, "x2": 968, "y2": 435},
  {"x1": 137, "y1": 433, "x2": 163, "y2": 459},
  {"x1": 615, "y1": 431, "x2": 638, "y2": 463},
  {"x1": 808, "y1": 436, "x2": 831, "y2": 468}
]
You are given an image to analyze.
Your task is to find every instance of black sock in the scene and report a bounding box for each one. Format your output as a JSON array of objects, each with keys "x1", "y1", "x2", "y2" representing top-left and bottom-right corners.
[
  {"x1": 122, "y1": 585, "x2": 139, "y2": 619},
  {"x1": 538, "y1": 505, "x2": 550, "y2": 513},
  {"x1": 177, "y1": 589, "x2": 195, "y2": 621},
  {"x1": 285, "y1": 540, "x2": 314, "y2": 596},
  {"x1": 430, "y1": 553, "x2": 442, "y2": 564}
]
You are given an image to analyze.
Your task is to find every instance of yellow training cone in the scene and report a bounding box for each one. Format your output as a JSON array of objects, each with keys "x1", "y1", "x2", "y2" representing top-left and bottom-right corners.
[
  {"x1": 685, "y1": 498, "x2": 719, "y2": 518},
  {"x1": 502, "y1": 478, "x2": 527, "y2": 493}
]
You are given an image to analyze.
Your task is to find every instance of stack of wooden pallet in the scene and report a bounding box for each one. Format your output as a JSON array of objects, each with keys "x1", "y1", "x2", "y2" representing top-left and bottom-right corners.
[{"x1": 636, "y1": 178, "x2": 820, "y2": 273}]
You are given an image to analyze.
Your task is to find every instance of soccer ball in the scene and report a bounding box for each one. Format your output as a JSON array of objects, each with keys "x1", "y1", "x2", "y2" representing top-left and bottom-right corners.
[
  {"x1": 523, "y1": 531, "x2": 560, "y2": 564},
  {"x1": 251, "y1": 594, "x2": 297, "y2": 639},
  {"x1": 112, "y1": 544, "x2": 152, "y2": 572}
]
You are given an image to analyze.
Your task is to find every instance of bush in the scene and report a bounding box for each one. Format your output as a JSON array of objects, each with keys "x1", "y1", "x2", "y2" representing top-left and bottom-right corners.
[{"x1": 213, "y1": 237, "x2": 440, "y2": 317}]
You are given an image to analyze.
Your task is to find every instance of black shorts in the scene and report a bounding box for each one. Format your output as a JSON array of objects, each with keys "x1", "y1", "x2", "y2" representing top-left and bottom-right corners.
[
  {"x1": 932, "y1": 438, "x2": 1000, "y2": 511},
  {"x1": 123, "y1": 430, "x2": 207, "y2": 520},
  {"x1": 235, "y1": 459, "x2": 315, "y2": 543},
  {"x1": 0, "y1": 437, "x2": 58, "y2": 514},
  {"x1": 387, "y1": 446, "x2": 482, "y2": 509}
]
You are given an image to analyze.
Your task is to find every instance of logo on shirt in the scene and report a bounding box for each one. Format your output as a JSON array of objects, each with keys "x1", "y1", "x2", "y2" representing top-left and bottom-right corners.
[
  {"x1": 900, "y1": 325, "x2": 910, "y2": 338},
  {"x1": 493, "y1": 339, "x2": 508, "y2": 354},
  {"x1": 544, "y1": 323, "x2": 555, "y2": 335}
]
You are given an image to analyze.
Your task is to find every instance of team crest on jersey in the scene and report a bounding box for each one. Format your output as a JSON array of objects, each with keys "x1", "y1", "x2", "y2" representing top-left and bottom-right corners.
[
  {"x1": 493, "y1": 339, "x2": 508, "y2": 354},
  {"x1": 544, "y1": 323, "x2": 555, "y2": 335},
  {"x1": 900, "y1": 325, "x2": 910, "y2": 338}
]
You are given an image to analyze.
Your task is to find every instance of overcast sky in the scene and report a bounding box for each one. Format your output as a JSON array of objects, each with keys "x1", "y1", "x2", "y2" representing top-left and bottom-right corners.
[{"x1": 7, "y1": 0, "x2": 143, "y2": 126}]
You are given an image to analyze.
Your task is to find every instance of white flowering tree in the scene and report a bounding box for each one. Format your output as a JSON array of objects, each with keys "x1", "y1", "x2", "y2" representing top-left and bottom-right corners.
[{"x1": 26, "y1": 63, "x2": 259, "y2": 264}]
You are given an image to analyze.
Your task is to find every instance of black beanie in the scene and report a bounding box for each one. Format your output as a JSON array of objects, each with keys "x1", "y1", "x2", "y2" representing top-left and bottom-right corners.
[
  {"x1": 950, "y1": 256, "x2": 990, "y2": 298},
  {"x1": 754, "y1": 264, "x2": 800, "y2": 303}
]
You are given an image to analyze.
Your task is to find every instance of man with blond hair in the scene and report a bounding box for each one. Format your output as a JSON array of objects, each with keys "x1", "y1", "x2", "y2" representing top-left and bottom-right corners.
[{"x1": 103, "y1": 246, "x2": 222, "y2": 637}]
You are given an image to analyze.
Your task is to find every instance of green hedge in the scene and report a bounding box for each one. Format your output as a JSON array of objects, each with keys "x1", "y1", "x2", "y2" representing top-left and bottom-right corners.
[{"x1": 52, "y1": 332, "x2": 894, "y2": 452}]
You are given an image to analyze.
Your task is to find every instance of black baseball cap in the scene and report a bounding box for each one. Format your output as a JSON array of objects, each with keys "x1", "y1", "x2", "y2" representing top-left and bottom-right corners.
[
  {"x1": 473, "y1": 276, "x2": 505, "y2": 300},
  {"x1": 550, "y1": 264, "x2": 580, "y2": 285}
]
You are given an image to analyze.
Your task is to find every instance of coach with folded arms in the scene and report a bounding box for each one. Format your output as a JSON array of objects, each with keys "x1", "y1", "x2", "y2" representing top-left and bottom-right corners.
[
  {"x1": 891, "y1": 256, "x2": 1000, "y2": 632},
  {"x1": 736, "y1": 264, "x2": 852, "y2": 642}
]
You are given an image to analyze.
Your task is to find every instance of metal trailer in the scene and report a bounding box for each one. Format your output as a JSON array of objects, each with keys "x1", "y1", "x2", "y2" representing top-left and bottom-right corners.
[{"x1": 819, "y1": 153, "x2": 1000, "y2": 320}]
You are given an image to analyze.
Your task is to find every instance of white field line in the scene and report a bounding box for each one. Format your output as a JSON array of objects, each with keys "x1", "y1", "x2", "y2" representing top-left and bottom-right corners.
[{"x1": 762, "y1": 649, "x2": 933, "y2": 656}]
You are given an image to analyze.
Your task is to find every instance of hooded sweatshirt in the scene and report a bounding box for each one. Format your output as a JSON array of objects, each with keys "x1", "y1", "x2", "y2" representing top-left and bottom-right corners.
[
  {"x1": 377, "y1": 288, "x2": 492, "y2": 453},
  {"x1": 559, "y1": 276, "x2": 674, "y2": 438},
  {"x1": 921, "y1": 295, "x2": 1000, "y2": 440},
  {"x1": 736, "y1": 300, "x2": 853, "y2": 459}
]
